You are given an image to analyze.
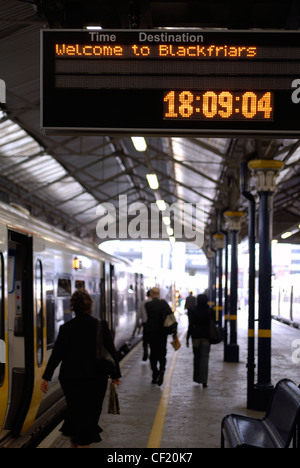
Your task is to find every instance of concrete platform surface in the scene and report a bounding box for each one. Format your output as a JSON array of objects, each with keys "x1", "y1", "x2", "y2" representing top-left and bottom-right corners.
[{"x1": 38, "y1": 314, "x2": 300, "y2": 448}]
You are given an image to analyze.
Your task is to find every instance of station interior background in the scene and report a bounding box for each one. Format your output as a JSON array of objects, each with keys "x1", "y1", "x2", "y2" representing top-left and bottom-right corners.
[
  {"x1": 100, "y1": 238, "x2": 300, "y2": 324},
  {"x1": 1, "y1": 0, "x2": 300, "y2": 321}
]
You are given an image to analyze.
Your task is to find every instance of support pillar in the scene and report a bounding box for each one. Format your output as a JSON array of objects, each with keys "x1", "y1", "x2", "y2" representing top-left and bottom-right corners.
[
  {"x1": 206, "y1": 246, "x2": 216, "y2": 309},
  {"x1": 208, "y1": 234, "x2": 217, "y2": 310},
  {"x1": 222, "y1": 231, "x2": 229, "y2": 350},
  {"x1": 213, "y1": 233, "x2": 224, "y2": 328},
  {"x1": 224, "y1": 211, "x2": 245, "y2": 362},
  {"x1": 248, "y1": 159, "x2": 284, "y2": 411},
  {"x1": 240, "y1": 161, "x2": 256, "y2": 409}
]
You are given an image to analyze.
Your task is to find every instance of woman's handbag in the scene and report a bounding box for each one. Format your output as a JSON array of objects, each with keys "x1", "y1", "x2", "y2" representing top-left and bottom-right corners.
[
  {"x1": 96, "y1": 320, "x2": 117, "y2": 375},
  {"x1": 209, "y1": 319, "x2": 223, "y2": 345},
  {"x1": 171, "y1": 334, "x2": 181, "y2": 351},
  {"x1": 163, "y1": 312, "x2": 178, "y2": 335},
  {"x1": 108, "y1": 382, "x2": 120, "y2": 415}
]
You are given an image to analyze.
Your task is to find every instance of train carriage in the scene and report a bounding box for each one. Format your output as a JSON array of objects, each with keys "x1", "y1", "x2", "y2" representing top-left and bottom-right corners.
[{"x1": 0, "y1": 202, "x2": 150, "y2": 443}]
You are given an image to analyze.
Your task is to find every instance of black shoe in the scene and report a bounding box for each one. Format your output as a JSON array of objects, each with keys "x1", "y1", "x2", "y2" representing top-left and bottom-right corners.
[
  {"x1": 142, "y1": 353, "x2": 148, "y2": 361},
  {"x1": 157, "y1": 371, "x2": 164, "y2": 386},
  {"x1": 203, "y1": 383, "x2": 208, "y2": 388},
  {"x1": 152, "y1": 371, "x2": 159, "y2": 384}
]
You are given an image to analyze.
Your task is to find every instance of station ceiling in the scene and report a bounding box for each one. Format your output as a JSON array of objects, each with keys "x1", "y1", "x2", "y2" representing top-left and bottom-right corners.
[{"x1": 1, "y1": 0, "x2": 300, "y2": 250}]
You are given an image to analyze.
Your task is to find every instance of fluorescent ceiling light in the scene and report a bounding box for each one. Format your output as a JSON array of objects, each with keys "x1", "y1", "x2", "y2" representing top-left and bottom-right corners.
[
  {"x1": 146, "y1": 173, "x2": 159, "y2": 190},
  {"x1": 131, "y1": 137, "x2": 147, "y2": 152},
  {"x1": 85, "y1": 25, "x2": 102, "y2": 30},
  {"x1": 281, "y1": 226, "x2": 299, "y2": 239},
  {"x1": 156, "y1": 199, "x2": 167, "y2": 211},
  {"x1": 281, "y1": 231, "x2": 292, "y2": 239},
  {"x1": 167, "y1": 227, "x2": 174, "y2": 236}
]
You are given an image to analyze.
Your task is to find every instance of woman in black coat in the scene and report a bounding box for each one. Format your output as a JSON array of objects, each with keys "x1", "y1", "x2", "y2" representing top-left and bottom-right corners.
[
  {"x1": 186, "y1": 293, "x2": 213, "y2": 387},
  {"x1": 40, "y1": 289, "x2": 121, "y2": 448}
]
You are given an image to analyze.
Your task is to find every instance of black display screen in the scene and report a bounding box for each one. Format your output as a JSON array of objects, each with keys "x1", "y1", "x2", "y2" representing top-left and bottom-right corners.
[{"x1": 41, "y1": 29, "x2": 300, "y2": 136}]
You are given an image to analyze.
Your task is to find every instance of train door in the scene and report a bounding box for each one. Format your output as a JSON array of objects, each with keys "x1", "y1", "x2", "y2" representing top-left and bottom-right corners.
[
  {"x1": 0, "y1": 224, "x2": 7, "y2": 434},
  {"x1": 100, "y1": 263, "x2": 106, "y2": 321},
  {"x1": 110, "y1": 264, "x2": 118, "y2": 335},
  {"x1": 134, "y1": 273, "x2": 139, "y2": 313},
  {"x1": 4, "y1": 230, "x2": 34, "y2": 435},
  {"x1": 140, "y1": 274, "x2": 145, "y2": 304},
  {"x1": 104, "y1": 261, "x2": 117, "y2": 333}
]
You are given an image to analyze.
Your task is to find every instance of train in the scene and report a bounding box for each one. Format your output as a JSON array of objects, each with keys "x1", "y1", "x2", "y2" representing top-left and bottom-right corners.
[
  {"x1": 272, "y1": 273, "x2": 300, "y2": 328},
  {"x1": 0, "y1": 202, "x2": 174, "y2": 446}
]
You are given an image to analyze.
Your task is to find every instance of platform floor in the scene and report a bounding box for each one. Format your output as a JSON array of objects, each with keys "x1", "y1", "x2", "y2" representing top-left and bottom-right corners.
[{"x1": 38, "y1": 314, "x2": 300, "y2": 449}]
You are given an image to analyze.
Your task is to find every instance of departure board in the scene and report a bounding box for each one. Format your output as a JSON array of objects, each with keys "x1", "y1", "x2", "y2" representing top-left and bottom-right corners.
[{"x1": 41, "y1": 29, "x2": 300, "y2": 136}]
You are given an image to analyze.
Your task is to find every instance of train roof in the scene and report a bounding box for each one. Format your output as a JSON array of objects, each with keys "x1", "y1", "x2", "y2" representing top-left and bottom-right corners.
[{"x1": 0, "y1": 202, "x2": 129, "y2": 266}]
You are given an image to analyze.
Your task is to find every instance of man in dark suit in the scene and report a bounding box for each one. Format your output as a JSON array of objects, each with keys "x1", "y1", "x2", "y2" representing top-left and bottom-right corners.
[{"x1": 144, "y1": 287, "x2": 172, "y2": 386}]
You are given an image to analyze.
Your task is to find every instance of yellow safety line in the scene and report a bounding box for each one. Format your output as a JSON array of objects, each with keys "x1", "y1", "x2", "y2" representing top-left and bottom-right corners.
[{"x1": 147, "y1": 331, "x2": 185, "y2": 448}]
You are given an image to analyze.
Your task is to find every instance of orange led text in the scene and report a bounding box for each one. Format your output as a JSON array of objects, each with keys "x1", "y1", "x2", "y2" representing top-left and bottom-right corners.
[
  {"x1": 56, "y1": 43, "x2": 257, "y2": 59},
  {"x1": 55, "y1": 43, "x2": 123, "y2": 57},
  {"x1": 158, "y1": 44, "x2": 257, "y2": 58}
]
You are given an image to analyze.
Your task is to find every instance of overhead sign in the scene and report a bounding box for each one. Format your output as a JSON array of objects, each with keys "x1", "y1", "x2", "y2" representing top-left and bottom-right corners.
[{"x1": 41, "y1": 29, "x2": 300, "y2": 136}]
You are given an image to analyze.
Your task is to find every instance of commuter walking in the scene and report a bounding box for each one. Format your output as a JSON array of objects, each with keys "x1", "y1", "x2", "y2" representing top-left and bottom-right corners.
[
  {"x1": 186, "y1": 294, "x2": 213, "y2": 387},
  {"x1": 40, "y1": 289, "x2": 121, "y2": 448},
  {"x1": 185, "y1": 291, "x2": 196, "y2": 311},
  {"x1": 144, "y1": 287, "x2": 173, "y2": 386},
  {"x1": 139, "y1": 290, "x2": 151, "y2": 361},
  {"x1": 184, "y1": 291, "x2": 196, "y2": 324}
]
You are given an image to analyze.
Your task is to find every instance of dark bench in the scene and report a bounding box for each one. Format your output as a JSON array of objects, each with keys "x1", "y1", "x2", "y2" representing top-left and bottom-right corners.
[{"x1": 221, "y1": 379, "x2": 300, "y2": 448}]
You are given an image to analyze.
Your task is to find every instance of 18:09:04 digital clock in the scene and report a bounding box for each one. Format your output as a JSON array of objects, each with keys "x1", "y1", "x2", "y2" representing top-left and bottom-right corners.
[{"x1": 163, "y1": 90, "x2": 273, "y2": 121}]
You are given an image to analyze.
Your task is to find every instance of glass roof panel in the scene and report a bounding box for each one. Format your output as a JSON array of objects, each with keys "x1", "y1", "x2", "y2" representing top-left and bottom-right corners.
[{"x1": 0, "y1": 110, "x2": 100, "y2": 222}]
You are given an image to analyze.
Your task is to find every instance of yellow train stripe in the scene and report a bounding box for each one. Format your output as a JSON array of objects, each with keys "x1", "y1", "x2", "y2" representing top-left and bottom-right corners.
[
  {"x1": 229, "y1": 315, "x2": 237, "y2": 320},
  {"x1": 147, "y1": 331, "x2": 185, "y2": 448},
  {"x1": 248, "y1": 329, "x2": 255, "y2": 338},
  {"x1": 258, "y1": 329, "x2": 271, "y2": 338},
  {"x1": 21, "y1": 319, "x2": 47, "y2": 434}
]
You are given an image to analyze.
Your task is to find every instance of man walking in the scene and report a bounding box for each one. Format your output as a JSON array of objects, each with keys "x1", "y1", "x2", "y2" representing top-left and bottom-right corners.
[
  {"x1": 184, "y1": 291, "x2": 196, "y2": 322},
  {"x1": 144, "y1": 287, "x2": 172, "y2": 386}
]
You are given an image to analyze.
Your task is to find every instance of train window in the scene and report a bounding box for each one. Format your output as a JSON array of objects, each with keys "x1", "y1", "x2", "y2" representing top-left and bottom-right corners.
[
  {"x1": 0, "y1": 253, "x2": 5, "y2": 386},
  {"x1": 46, "y1": 278, "x2": 54, "y2": 295},
  {"x1": 57, "y1": 278, "x2": 71, "y2": 296},
  {"x1": 89, "y1": 280, "x2": 98, "y2": 293},
  {"x1": 75, "y1": 280, "x2": 85, "y2": 290},
  {"x1": 36, "y1": 260, "x2": 44, "y2": 367},
  {"x1": 7, "y1": 249, "x2": 15, "y2": 294}
]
